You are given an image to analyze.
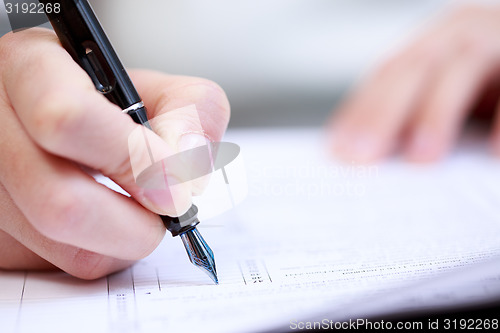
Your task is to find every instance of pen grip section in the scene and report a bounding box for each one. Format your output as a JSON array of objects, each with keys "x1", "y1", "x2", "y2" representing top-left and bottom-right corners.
[{"x1": 161, "y1": 205, "x2": 200, "y2": 237}]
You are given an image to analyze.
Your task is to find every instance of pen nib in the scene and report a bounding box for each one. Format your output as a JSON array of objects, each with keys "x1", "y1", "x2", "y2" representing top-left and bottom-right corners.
[{"x1": 180, "y1": 228, "x2": 218, "y2": 284}]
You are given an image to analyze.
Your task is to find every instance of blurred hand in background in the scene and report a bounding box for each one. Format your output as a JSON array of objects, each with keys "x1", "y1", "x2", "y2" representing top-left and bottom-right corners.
[{"x1": 329, "y1": 4, "x2": 500, "y2": 162}]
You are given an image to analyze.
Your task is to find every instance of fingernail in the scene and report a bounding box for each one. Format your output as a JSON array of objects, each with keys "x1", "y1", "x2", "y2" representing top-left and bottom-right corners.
[{"x1": 178, "y1": 133, "x2": 210, "y2": 153}]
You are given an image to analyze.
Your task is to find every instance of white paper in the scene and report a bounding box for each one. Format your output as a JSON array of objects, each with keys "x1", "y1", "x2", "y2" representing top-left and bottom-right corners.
[{"x1": 1, "y1": 127, "x2": 499, "y2": 333}]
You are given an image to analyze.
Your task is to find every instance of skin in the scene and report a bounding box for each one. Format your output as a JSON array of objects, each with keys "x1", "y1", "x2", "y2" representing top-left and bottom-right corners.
[
  {"x1": 329, "y1": 4, "x2": 500, "y2": 163},
  {"x1": 0, "y1": 28, "x2": 230, "y2": 279}
]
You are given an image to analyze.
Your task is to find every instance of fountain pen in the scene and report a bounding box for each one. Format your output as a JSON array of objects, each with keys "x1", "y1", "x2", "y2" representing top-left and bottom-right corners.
[{"x1": 40, "y1": 0, "x2": 218, "y2": 284}]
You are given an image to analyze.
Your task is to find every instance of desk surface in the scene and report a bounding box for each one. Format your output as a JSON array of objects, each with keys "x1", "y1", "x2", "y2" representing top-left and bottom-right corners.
[{"x1": 1, "y1": 127, "x2": 499, "y2": 333}]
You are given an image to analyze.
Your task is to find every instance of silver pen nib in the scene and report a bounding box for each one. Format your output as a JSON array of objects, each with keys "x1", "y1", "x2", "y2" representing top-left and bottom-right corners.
[{"x1": 180, "y1": 228, "x2": 218, "y2": 284}]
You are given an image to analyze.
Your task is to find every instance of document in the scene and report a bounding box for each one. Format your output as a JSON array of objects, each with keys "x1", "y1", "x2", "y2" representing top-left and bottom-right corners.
[{"x1": 1, "y1": 127, "x2": 499, "y2": 333}]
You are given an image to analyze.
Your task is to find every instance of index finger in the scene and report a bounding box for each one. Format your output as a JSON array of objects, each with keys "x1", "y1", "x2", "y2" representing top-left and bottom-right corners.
[{"x1": 1, "y1": 28, "x2": 190, "y2": 216}]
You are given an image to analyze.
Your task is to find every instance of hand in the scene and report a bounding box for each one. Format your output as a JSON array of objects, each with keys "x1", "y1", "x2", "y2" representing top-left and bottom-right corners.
[
  {"x1": 0, "y1": 28, "x2": 230, "y2": 279},
  {"x1": 328, "y1": 4, "x2": 500, "y2": 162}
]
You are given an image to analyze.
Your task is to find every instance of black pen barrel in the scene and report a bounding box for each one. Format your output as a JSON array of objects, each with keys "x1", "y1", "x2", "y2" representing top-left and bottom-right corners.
[{"x1": 40, "y1": 0, "x2": 141, "y2": 110}]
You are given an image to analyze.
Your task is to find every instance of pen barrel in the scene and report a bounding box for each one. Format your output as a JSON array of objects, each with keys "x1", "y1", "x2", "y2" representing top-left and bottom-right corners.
[{"x1": 40, "y1": 0, "x2": 142, "y2": 110}]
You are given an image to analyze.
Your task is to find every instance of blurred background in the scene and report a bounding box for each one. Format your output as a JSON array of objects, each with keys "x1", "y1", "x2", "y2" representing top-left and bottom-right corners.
[{"x1": 0, "y1": 0, "x2": 456, "y2": 127}]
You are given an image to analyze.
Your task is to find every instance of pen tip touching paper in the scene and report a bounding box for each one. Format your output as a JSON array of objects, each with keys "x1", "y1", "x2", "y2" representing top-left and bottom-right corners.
[{"x1": 180, "y1": 228, "x2": 218, "y2": 285}]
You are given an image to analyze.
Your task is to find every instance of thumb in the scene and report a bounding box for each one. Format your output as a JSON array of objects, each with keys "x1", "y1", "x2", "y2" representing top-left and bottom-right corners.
[
  {"x1": 3, "y1": 29, "x2": 192, "y2": 216},
  {"x1": 129, "y1": 71, "x2": 231, "y2": 196}
]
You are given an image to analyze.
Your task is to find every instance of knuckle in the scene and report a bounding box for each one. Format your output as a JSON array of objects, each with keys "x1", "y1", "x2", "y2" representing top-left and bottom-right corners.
[
  {"x1": 34, "y1": 183, "x2": 86, "y2": 241},
  {"x1": 30, "y1": 92, "x2": 84, "y2": 149}
]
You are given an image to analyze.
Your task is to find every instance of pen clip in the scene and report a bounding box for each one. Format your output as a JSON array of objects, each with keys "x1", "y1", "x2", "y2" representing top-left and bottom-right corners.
[
  {"x1": 80, "y1": 40, "x2": 115, "y2": 94},
  {"x1": 41, "y1": 0, "x2": 142, "y2": 108}
]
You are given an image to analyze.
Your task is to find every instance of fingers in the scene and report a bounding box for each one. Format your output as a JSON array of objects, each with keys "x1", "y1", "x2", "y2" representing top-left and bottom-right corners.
[
  {"x1": 1, "y1": 29, "x2": 230, "y2": 215},
  {"x1": 0, "y1": 181, "x2": 136, "y2": 280},
  {"x1": 0, "y1": 221, "x2": 132, "y2": 280},
  {"x1": 0, "y1": 28, "x2": 230, "y2": 278},
  {"x1": 328, "y1": 14, "x2": 450, "y2": 162},
  {"x1": 0, "y1": 96, "x2": 165, "y2": 261},
  {"x1": 129, "y1": 70, "x2": 231, "y2": 195},
  {"x1": 329, "y1": 46, "x2": 440, "y2": 162},
  {"x1": 0, "y1": 29, "x2": 192, "y2": 216},
  {"x1": 329, "y1": 4, "x2": 500, "y2": 162},
  {"x1": 0, "y1": 182, "x2": 134, "y2": 279},
  {"x1": 406, "y1": 40, "x2": 496, "y2": 161},
  {"x1": 129, "y1": 70, "x2": 230, "y2": 144}
]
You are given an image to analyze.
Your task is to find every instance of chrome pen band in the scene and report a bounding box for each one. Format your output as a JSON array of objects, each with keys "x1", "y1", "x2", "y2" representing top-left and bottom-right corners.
[{"x1": 122, "y1": 101, "x2": 145, "y2": 114}]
